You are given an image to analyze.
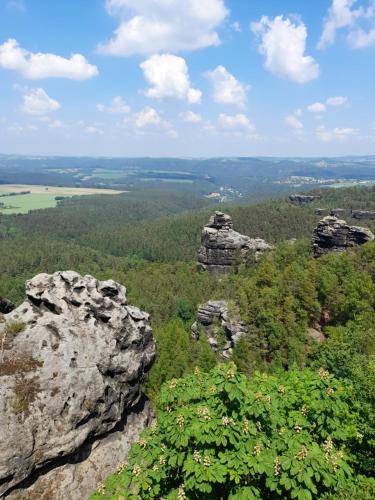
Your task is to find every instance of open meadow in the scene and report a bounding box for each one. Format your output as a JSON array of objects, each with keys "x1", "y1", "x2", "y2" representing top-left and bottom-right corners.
[{"x1": 0, "y1": 184, "x2": 126, "y2": 214}]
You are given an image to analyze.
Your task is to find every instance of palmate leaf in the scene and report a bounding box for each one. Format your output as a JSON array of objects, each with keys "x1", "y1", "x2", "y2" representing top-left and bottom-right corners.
[{"x1": 90, "y1": 364, "x2": 374, "y2": 499}]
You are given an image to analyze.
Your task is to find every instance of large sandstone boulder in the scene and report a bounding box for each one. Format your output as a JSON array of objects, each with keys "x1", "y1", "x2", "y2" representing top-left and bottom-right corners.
[
  {"x1": 0, "y1": 271, "x2": 155, "y2": 499},
  {"x1": 191, "y1": 300, "x2": 247, "y2": 359},
  {"x1": 198, "y1": 212, "x2": 273, "y2": 273},
  {"x1": 313, "y1": 216, "x2": 374, "y2": 257}
]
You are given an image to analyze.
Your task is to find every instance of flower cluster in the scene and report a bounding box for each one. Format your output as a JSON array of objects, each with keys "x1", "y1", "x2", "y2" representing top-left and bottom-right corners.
[
  {"x1": 193, "y1": 450, "x2": 202, "y2": 463},
  {"x1": 318, "y1": 368, "x2": 330, "y2": 381},
  {"x1": 176, "y1": 415, "x2": 185, "y2": 427},
  {"x1": 197, "y1": 406, "x2": 211, "y2": 420},
  {"x1": 295, "y1": 446, "x2": 308, "y2": 461},
  {"x1": 222, "y1": 415, "x2": 234, "y2": 426},
  {"x1": 274, "y1": 456, "x2": 281, "y2": 476}
]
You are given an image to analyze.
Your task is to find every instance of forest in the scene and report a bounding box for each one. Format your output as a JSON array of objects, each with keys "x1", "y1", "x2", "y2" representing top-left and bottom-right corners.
[{"x1": 1, "y1": 185, "x2": 375, "y2": 498}]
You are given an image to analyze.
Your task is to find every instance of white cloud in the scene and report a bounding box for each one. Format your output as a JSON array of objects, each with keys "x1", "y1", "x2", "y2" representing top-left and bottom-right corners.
[
  {"x1": 180, "y1": 111, "x2": 202, "y2": 123},
  {"x1": 134, "y1": 106, "x2": 161, "y2": 128},
  {"x1": 316, "y1": 125, "x2": 359, "y2": 141},
  {"x1": 140, "y1": 54, "x2": 201, "y2": 104},
  {"x1": 97, "y1": 96, "x2": 131, "y2": 114},
  {"x1": 285, "y1": 114, "x2": 304, "y2": 130},
  {"x1": 307, "y1": 102, "x2": 327, "y2": 113},
  {"x1": 205, "y1": 65, "x2": 249, "y2": 108},
  {"x1": 348, "y1": 26, "x2": 375, "y2": 47},
  {"x1": 251, "y1": 16, "x2": 319, "y2": 84},
  {"x1": 98, "y1": 0, "x2": 229, "y2": 56},
  {"x1": 218, "y1": 113, "x2": 255, "y2": 130},
  {"x1": 326, "y1": 95, "x2": 348, "y2": 107},
  {"x1": 0, "y1": 39, "x2": 98, "y2": 80},
  {"x1": 318, "y1": 0, "x2": 375, "y2": 49},
  {"x1": 85, "y1": 126, "x2": 104, "y2": 135},
  {"x1": 22, "y1": 88, "x2": 60, "y2": 115}
]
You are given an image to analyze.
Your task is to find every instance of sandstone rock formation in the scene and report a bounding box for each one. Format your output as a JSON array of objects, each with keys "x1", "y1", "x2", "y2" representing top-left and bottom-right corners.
[
  {"x1": 198, "y1": 212, "x2": 273, "y2": 273},
  {"x1": 289, "y1": 194, "x2": 321, "y2": 204},
  {"x1": 352, "y1": 210, "x2": 375, "y2": 221},
  {"x1": 330, "y1": 208, "x2": 351, "y2": 218},
  {"x1": 0, "y1": 271, "x2": 155, "y2": 499},
  {"x1": 191, "y1": 300, "x2": 247, "y2": 358},
  {"x1": 315, "y1": 208, "x2": 329, "y2": 216},
  {"x1": 313, "y1": 216, "x2": 374, "y2": 257}
]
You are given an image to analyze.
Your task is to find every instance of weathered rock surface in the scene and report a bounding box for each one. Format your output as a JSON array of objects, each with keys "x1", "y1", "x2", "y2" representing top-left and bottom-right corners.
[
  {"x1": 313, "y1": 216, "x2": 374, "y2": 257},
  {"x1": 198, "y1": 212, "x2": 273, "y2": 273},
  {"x1": 352, "y1": 210, "x2": 375, "y2": 221},
  {"x1": 315, "y1": 208, "x2": 329, "y2": 216},
  {"x1": 0, "y1": 298, "x2": 15, "y2": 314},
  {"x1": 191, "y1": 300, "x2": 247, "y2": 358},
  {"x1": 330, "y1": 208, "x2": 351, "y2": 218},
  {"x1": 0, "y1": 271, "x2": 155, "y2": 499},
  {"x1": 289, "y1": 194, "x2": 321, "y2": 204}
]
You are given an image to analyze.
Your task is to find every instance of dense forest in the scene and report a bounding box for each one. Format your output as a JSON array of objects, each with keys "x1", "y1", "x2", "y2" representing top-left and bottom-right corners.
[{"x1": 1, "y1": 185, "x2": 375, "y2": 498}]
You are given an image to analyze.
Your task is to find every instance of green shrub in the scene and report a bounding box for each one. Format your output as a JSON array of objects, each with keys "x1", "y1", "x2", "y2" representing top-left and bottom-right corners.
[{"x1": 90, "y1": 364, "x2": 373, "y2": 499}]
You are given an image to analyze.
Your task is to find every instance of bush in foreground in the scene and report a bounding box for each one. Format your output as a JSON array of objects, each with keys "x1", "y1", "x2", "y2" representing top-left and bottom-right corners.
[{"x1": 90, "y1": 364, "x2": 374, "y2": 499}]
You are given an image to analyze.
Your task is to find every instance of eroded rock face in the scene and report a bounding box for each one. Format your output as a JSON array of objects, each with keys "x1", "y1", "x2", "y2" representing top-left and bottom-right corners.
[
  {"x1": 313, "y1": 216, "x2": 374, "y2": 257},
  {"x1": 191, "y1": 300, "x2": 247, "y2": 359},
  {"x1": 0, "y1": 271, "x2": 155, "y2": 499},
  {"x1": 289, "y1": 194, "x2": 321, "y2": 204},
  {"x1": 352, "y1": 210, "x2": 375, "y2": 221},
  {"x1": 198, "y1": 212, "x2": 273, "y2": 273}
]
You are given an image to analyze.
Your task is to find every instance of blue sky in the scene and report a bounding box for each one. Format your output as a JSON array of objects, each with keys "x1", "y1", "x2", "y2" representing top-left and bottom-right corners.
[{"x1": 0, "y1": 0, "x2": 374, "y2": 157}]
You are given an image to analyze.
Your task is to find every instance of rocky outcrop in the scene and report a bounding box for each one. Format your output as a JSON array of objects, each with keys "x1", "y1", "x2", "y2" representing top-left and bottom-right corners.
[
  {"x1": 191, "y1": 300, "x2": 247, "y2": 358},
  {"x1": 352, "y1": 210, "x2": 375, "y2": 221},
  {"x1": 289, "y1": 194, "x2": 321, "y2": 204},
  {"x1": 0, "y1": 298, "x2": 15, "y2": 315},
  {"x1": 315, "y1": 208, "x2": 329, "y2": 216},
  {"x1": 313, "y1": 216, "x2": 374, "y2": 257},
  {"x1": 330, "y1": 208, "x2": 351, "y2": 218},
  {"x1": 0, "y1": 271, "x2": 155, "y2": 499},
  {"x1": 198, "y1": 212, "x2": 273, "y2": 273}
]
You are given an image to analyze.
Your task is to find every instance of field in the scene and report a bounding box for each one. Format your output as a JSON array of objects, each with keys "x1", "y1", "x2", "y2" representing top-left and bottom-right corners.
[{"x1": 0, "y1": 185, "x2": 126, "y2": 214}]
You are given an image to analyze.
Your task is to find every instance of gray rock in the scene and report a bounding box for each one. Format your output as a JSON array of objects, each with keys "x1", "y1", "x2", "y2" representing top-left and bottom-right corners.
[
  {"x1": 330, "y1": 208, "x2": 351, "y2": 218},
  {"x1": 351, "y1": 210, "x2": 375, "y2": 221},
  {"x1": 289, "y1": 194, "x2": 321, "y2": 204},
  {"x1": 315, "y1": 208, "x2": 329, "y2": 216},
  {"x1": 313, "y1": 216, "x2": 374, "y2": 257},
  {"x1": 191, "y1": 300, "x2": 247, "y2": 359},
  {"x1": 0, "y1": 271, "x2": 155, "y2": 499},
  {"x1": 198, "y1": 212, "x2": 273, "y2": 273}
]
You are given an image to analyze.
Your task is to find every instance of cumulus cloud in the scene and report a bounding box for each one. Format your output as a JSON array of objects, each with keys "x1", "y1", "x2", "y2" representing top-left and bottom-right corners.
[
  {"x1": 134, "y1": 106, "x2": 162, "y2": 128},
  {"x1": 316, "y1": 125, "x2": 359, "y2": 141},
  {"x1": 98, "y1": 0, "x2": 229, "y2": 56},
  {"x1": 97, "y1": 96, "x2": 131, "y2": 114},
  {"x1": 307, "y1": 102, "x2": 327, "y2": 113},
  {"x1": 251, "y1": 16, "x2": 319, "y2": 84},
  {"x1": 22, "y1": 88, "x2": 60, "y2": 115},
  {"x1": 180, "y1": 111, "x2": 202, "y2": 123},
  {"x1": 318, "y1": 0, "x2": 375, "y2": 49},
  {"x1": 140, "y1": 53, "x2": 201, "y2": 104},
  {"x1": 218, "y1": 113, "x2": 255, "y2": 130},
  {"x1": 0, "y1": 39, "x2": 98, "y2": 80},
  {"x1": 205, "y1": 65, "x2": 249, "y2": 108},
  {"x1": 326, "y1": 95, "x2": 348, "y2": 107},
  {"x1": 285, "y1": 114, "x2": 304, "y2": 130}
]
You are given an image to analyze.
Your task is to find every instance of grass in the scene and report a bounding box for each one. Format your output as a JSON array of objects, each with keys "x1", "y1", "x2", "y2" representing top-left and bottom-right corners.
[{"x1": 0, "y1": 184, "x2": 126, "y2": 214}]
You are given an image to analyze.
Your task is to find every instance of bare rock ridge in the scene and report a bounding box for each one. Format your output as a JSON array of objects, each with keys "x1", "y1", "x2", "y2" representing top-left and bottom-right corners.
[
  {"x1": 313, "y1": 216, "x2": 374, "y2": 257},
  {"x1": 0, "y1": 271, "x2": 155, "y2": 499},
  {"x1": 289, "y1": 194, "x2": 321, "y2": 204},
  {"x1": 198, "y1": 212, "x2": 273, "y2": 273},
  {"x1": 191, "y1": 300, "x2": 247, "y2": 359},
  {"x1": 352, "y1": 210, "x2": 375, "y2": 221}
]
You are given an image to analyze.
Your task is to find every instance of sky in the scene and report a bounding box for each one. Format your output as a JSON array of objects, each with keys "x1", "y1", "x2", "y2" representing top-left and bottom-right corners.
[{"x1": 0, "y1": 0, "x2": 374, "y2": 157}]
